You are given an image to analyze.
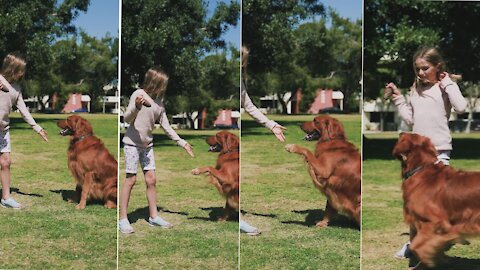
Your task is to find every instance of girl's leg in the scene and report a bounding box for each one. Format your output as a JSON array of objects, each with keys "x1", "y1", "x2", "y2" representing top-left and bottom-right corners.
[
  {"x1": 119, "y1": 173, "x2": 137, "y2": 220},
  {"x1": 144, "y1": 170, "x2": 158, "y2": 218},
  {"x1": 0, "y1": 153, "x2": 12, "y2": 200}
]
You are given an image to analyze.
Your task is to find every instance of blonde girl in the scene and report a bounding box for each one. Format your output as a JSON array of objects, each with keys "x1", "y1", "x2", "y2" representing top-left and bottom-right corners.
[
  {"x1": 385, "y1": 47, "x2": 467, "y2": 258},
  {"x1": 119, "y1": 67, "x2": 194, "y2": 234},
  {"x1": 240, "y1": 46, "x2": 286, "y2": 235},
  {"x1": 0, "y1": 53, "x2": 48, "y2": 209}
]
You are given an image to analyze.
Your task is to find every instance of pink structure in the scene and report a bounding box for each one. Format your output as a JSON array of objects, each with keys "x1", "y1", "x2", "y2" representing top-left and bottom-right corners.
[
  {"x1": 62, "y1": 93, "x2": 90, "y2": 113},
  {"x1": 307, "y1": 89, "x2": 336, "y2": 114}
]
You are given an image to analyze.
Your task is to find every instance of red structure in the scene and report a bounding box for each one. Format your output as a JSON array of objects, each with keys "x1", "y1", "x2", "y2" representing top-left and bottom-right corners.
[{"x1": 307, "y1": 89, "x2": 336, "y2": 114}]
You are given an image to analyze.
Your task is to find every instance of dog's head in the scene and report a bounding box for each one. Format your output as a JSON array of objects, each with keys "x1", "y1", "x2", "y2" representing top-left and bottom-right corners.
[
  {"x1": 57, "y1": 115, "x2": 93, "y2": 137},
  {"x1": 300, "y1": 115, "x2": 346, "y2": 141},
  {"x1": 206, "y1": 131, "x2": 239, "y2": 153},
  {"x1": 392, "y1": 133, "x2": 438, "y2": 166}
]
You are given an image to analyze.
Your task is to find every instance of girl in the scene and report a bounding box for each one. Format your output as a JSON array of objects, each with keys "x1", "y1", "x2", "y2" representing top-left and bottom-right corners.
[
  {"x1": 385, "y1": 47, "x2": 467, "y2": 258},
  {"x1": 240, "y1": 46, "x2": 286, "y2": 235},
  {"x1": 119, "y1": 67, "x2": 194, "y2": 234},
  {"x1": 0, "y1": 53, "x2": 48, "y2": 209}
]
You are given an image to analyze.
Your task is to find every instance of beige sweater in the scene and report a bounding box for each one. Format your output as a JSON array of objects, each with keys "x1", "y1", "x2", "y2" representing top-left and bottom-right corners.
[
  {"x1": 241, "y1": 80, "x2": 277, "y2": 130},
  {"x1": 0, "y1": 75, "x2": 42, "y2": 133},
  {"x1": 122, "y1": 89, "x2": 187, "y2": 148},
  {"x1": 393, "y1": 76, "x2": 467, "y2": 150}
]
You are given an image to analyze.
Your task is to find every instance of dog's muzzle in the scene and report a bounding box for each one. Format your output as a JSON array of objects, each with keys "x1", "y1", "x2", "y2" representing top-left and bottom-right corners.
[
  {"x1": 59, "y1": 128, "x2": 74, "y2": 136},
  {"x1": 208, "y1": 144, "x2": 222, "y2": 152},
  {"x1": 304, "y1": 131, "x2": 320, "y2": 141}
]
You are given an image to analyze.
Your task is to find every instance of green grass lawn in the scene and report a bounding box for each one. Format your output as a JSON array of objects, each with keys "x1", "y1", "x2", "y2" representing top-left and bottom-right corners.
[
  {"x1": 240, "y1": 114, "x2": 361, "y2": 270},
  {"x1": 118, "y1": 128, "x2": 239, "y2": 269},
  {"x1": 362, "y1": 132, "x2": 480, "y2": 270},
  {"x1": 0, "y1": 113, "x2": 117, "y2": 269}
]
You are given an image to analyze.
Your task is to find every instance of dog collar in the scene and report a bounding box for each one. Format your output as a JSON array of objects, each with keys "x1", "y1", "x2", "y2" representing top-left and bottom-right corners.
[
  {"x1": 222, "y1": 149, "x2": 239, "y2": 154},
  {"x1": 73, "y1": 134, "x2": 92, "y2": 143},
  {"x1": 403, "y1": 160, "x2": 441, "y2": 181}
]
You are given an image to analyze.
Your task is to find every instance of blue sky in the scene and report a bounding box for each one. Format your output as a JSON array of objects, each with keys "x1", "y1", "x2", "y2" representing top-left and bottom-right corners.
[
  {"x1": 71, "y1": 0, "x2": 119, "y2": 38},
  {"x1": 321, "y1": 0, "x2": 362, "y2": 21},
  {"x1": 71, "y1": 0, "x2": 361, "y2": 45}
]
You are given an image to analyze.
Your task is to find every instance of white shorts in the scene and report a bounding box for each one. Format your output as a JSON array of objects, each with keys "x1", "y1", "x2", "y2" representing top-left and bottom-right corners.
[
  {"x1": 437, "y1": 150, "x2": 451, "y2": 165},
  {"x1": 124, "y1": 144, "x2": 155, "y2": 174},
  {"x1": 0, "y1": 130, "x2": 11, "y2": 153}
]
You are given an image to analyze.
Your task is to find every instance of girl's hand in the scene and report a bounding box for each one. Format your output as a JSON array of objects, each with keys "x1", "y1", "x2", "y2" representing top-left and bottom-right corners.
[
  {"x1": 184, "y1": 143, "x2": 194, "y2": 157},
  {"x1": 135, "y1": 95, "x2": 151, "y2": 109},
  {"x1": 38, "y1": 129, "x2": 48, "y2": 142},
  {"x1": 272, "y1": 124, "x2": 287, "y2": 142},
  {"x1": 385, "y1": 82, "x2": 401, "y2": 99},
  {"x1": 0, "y1": 81, "x2": 3, "y2": 91}
]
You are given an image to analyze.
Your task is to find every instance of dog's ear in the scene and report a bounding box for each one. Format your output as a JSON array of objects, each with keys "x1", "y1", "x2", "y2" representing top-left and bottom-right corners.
[
  {"x1": 73, "y1": 116, "x2": 93, "y2": 136},
  {"x1": 225, "y1": 132, "x2": 239, "y2": 150},
  {"x1": 392, "y1": 133, "x2": 412, "y2": 160},
  {"x1": 326, "y1": 117, "x2": 346, "y2": 140},
  {"x1": 317, "y1": 117, "x2": 345, "y2": 141},
  {"x1": 218, "y1": 132, "x2": 238, "y2": 151},
  {"x1": 418, "y1": 135, "x2": 438, "y2": 159}
]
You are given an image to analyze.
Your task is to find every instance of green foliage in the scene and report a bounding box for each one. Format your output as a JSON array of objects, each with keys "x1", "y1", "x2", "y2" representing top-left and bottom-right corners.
[
  {"x1": 243, "y1": 1, "x2": 361, "y2": 113},
  {"x1": 121, "y1": 0, "x2": 240, "y2": 120},
  {"x1": 364, "y1": 0, "x2": 480, "y2": 99},
  {"x1": 0, "y1": 0, "x2": 118, "y2": 112}
]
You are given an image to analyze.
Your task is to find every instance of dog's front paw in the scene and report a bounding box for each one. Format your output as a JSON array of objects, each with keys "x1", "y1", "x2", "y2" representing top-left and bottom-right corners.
[
  {"x1": 76, "y1": 203, "x2": 86, "y2": 210},
  {"x1": 104, "y1": 200, "x2": 117, "y2": 209},
  {"x1": 67, "y1": 198, "x2": 77, "y2": 203},
  {"x1": 191, "y1": 168, "x2": 201, "y2": 175},
  {"x1": 285, "y1": 144, "x2": 296, "y2": 153},
  {"x1": 217, "y1": 216, "x2": 228, "y2": 222},
  {"x1": 315, "y1": 220, "x2": 329, "y2": 228}
]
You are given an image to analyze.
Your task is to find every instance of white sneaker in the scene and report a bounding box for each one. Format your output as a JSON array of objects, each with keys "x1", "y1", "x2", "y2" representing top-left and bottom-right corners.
[
  {"x1": 119, "y1": 218, "x2": 134, "y2": 234},
  {"x1": 394, "y1": 242, "x2": 410, "y2": 259},
  {"x1": 1, "y1": 197, "x2": 22, "y2": 209},
  {"x1": 240, "y1": 220, "x2": 261, "y2": 236},
  {"x1": 148, "y1": 216, "x2": 173, "y2": 229}
]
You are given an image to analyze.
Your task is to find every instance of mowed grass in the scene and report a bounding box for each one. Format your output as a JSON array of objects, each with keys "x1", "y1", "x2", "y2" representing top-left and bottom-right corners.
[
  {"x1": 362, "y1": 131, "x2": 480, "y2": 270},
  {"x1": 240, "y1": 114, "x2": 361, "y2": 270},
  {"x1": 118, "y1": 129, "x2": 239, "y2": 269},
  {"x1": 0, "y1": 113, "x2": 117, "y2": 269}
]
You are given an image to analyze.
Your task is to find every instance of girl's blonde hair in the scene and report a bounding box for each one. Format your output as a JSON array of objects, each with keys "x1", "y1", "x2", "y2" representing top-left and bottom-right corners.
[
  {"x1": 1, "y1": 53, "x2": 26, "y2": 82},
  {"x1": 413, "y1": 47, "x2": 461, "y2": 84},
  {"x1": 241, "y1": 46, "x2": 249, "y2": 69},
  {"x1": 241, "y1": 46, "x2": 249, "y2": 82},
  {"x1": 143, "y1": 67, "x2": 169, "y2": 99}
]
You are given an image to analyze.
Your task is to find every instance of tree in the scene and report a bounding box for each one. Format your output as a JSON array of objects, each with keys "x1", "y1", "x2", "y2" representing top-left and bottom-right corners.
[
  {"x1": 243, "y1": 1, "x2": 361, "y2": 113},
  {"x1": 121, "y1": 0, "x2": 240, "y2": 114},
  {"x1": 364, "y1": 0, "x2": 480, "y2": 100},
  {"x1": 51, "y1": 32, "x2": 118, "y2": 112},
  {"x1": 0, "y1": 0, "x2": 121, "y2": 112},
  {"x1": 0, "y1": 0, "x2": 90, "y2": 90}
]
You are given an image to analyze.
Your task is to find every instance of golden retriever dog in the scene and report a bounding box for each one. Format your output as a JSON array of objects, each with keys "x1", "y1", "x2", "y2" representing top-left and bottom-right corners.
[
  {"x1": 393, "y1": 133, "x2": 480, "y2": 269},
  {"x1": 285, "y1": 115, "x2": 361, "y2": 228},
  {"x1": 191, "y1": 131, "x2": 239, "y2": 221},
  {"x1": 57, "y1": 115, "x2": 117, "y2": 209}
]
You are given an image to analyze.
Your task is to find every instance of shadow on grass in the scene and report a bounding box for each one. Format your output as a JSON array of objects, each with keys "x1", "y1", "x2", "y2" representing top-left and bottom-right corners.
[
  {"x1": 241, "y1": 210, "x2": 277, "y2": 219},
  {"x1": 9, "y1": 117, "x2": 65, "y2": 130},
  {"x1": 127, "y1": 206, "x2": 188, "y2": 224},
  {"x1": 49, "y1": 189, "x2": 106, "y2": 206},
  {"x1": 363, "y1": 135, "x2": 480, "y2": 160},
  {"x1": 407, "y1": 255, "x2": 480, "y2": 270},
  {"x1": 10, "y1": 187, "x2": 43, "y2": 197},
  {"x1": 188, "y1": 206, "x2": 239, "y2": 222},
  {"x1": 280, "y1": 209, "x2": 359, "y2": 230}
]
